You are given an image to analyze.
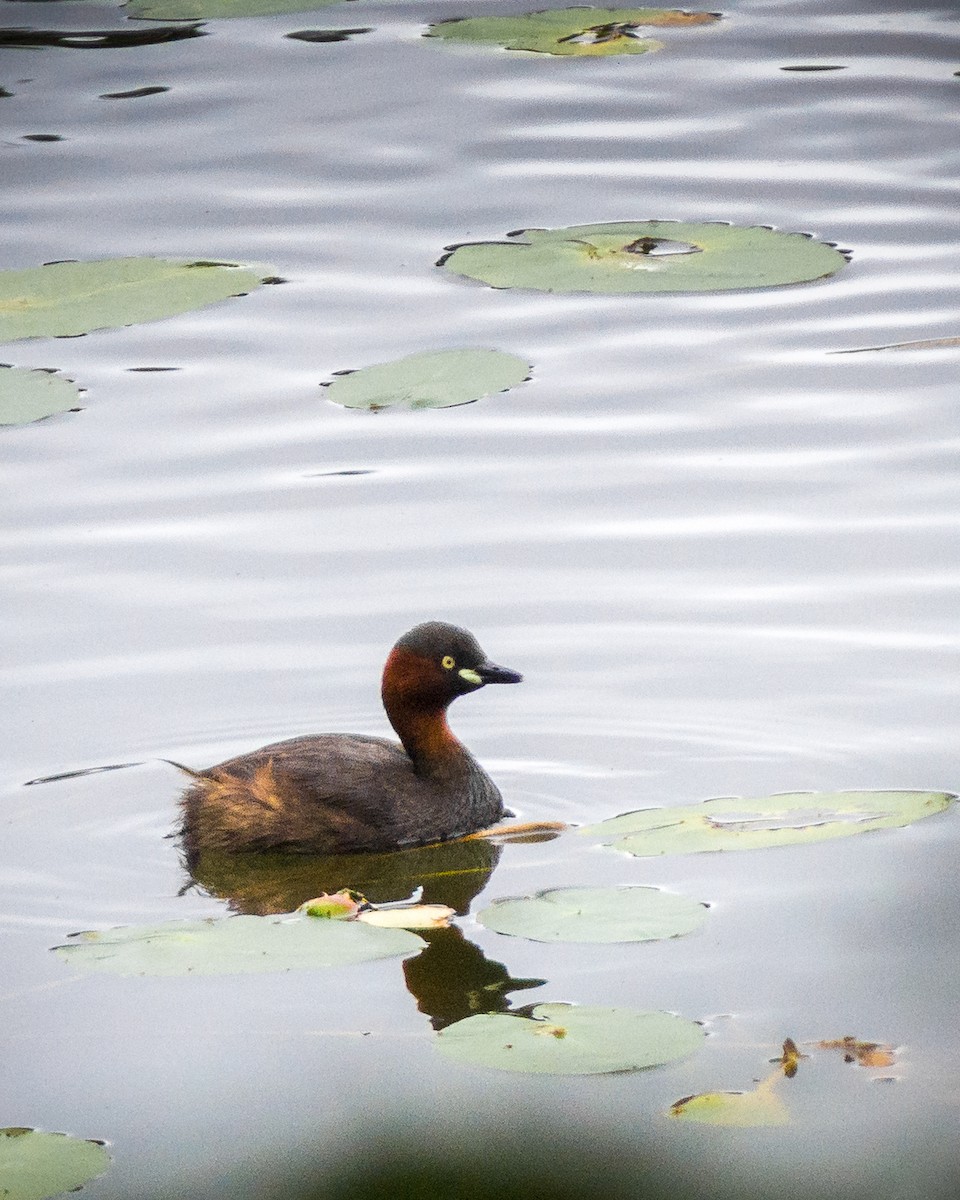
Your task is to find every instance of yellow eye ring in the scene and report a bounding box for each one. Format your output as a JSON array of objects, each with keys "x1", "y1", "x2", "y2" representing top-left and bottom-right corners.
[{"x1": 441, "y1": 655, "x2": 456, "y2": 670}]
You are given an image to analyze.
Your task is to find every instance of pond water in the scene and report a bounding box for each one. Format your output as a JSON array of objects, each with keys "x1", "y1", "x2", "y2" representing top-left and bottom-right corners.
[{"x1": 2, "y1": 0, "x2": 960, "y2": 1196}]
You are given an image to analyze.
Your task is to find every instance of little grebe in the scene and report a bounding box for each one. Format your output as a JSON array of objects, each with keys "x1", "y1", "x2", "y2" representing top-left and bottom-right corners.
[{"x1": 180, "y1": 621, "x2": 522, "y2": 857}]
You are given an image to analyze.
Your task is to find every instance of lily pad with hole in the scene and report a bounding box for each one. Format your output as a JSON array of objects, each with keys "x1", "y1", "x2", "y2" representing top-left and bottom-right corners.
[
  {"x1": 582, "y1": 790, "x2": 956, "y2": 857},
  {"x1": 477, "y1": 885, "x2": 706, "y2": 943},
  {"x1": 321, "y1": 348, "x2": 531, "y2": 410},
  {"x1": 53, "y1": 912, "x2": 424, "y2": 976},
  {"x1": 0, "y1": 1128, "x2": 110, "y2": 1200},
  {"x1": 0, "y1": 257, "x2": 272, "y2": 344},
  {"x1": 438, "y1": 221, "x2": 848, "y2": 294},
  {"x1": 0, "y1": 366, "x2": 82, "y2": 426},
  {"x1": 125, "y1": 0, "x2": 348, "y2": 18},
  {"x1": 436, "y1": 1002, "x2": 704, "y2": 1075},
  {"x1": 425, "y1": 8, "x2": 719, "y2": 57}
]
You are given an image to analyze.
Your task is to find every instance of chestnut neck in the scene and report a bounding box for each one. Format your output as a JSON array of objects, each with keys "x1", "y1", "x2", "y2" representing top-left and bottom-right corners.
[{"x1": 381, "y1": 646, "x2": 466, "y2": 774}]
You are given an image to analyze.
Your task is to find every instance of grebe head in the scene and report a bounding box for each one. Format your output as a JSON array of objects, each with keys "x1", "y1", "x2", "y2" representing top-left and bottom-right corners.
[{"x1": 382, "y1": 622, "x2": 522, "y2": 713}]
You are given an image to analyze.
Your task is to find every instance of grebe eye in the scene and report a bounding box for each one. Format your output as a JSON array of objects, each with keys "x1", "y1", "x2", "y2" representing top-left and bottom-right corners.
[{"x1": 441, "y1": 655, "x2": 456, "y2": 670}]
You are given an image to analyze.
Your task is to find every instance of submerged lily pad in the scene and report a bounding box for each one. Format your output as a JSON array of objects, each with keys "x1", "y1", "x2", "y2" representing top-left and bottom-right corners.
[
  {"x1": 438, "y1": 221, "x2": 848, "y2": 294},
  {"x1": 53, "y1": 912, "x2": 424, "y2": 976},
  {"x1": 322, "y1": 348, "x2": 531, "y2": 410},
  {"x1": 125, "y1": 0, "x2": 347, "y2": 18},
  {"x1": 477, "y1": 885, "x2": 706, "y2": 943},
  {"x1": 426, "y1": 8, "x2": 719, "y2": 57},
  {"x1": 0, "y1": 366, "x2": 82, "y2": 426},
  {"x1": 0, "y1": 257, "x2": 271, "y2": 344},
  {"x1": 0, "y1": 1128, "x2": 110, "y2": 1200},
  {"x1": 582, "y1": 790, "x2": 956, "y2": 857},
  {"x1": 669, "y1": 1077, "x2": 790, "y2": 1126},
  {"x1": 437, "y1": 1002, "x2": 704, "y2": 1075}
]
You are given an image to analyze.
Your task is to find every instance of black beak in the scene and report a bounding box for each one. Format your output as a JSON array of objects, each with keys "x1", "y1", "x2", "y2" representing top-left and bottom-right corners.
[{"x1": 476, "y1": 660, "x2": 523, "y2": 685}]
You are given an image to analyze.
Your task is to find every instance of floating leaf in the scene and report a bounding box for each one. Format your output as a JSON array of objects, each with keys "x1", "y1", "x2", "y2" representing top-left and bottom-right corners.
[
  {"x1": 425, "y1": 8, "x2": 719, "y2": 57},
  {"x1": 358, "y1": 904, "x2": 455, "y2": 930},
  {"x1": 465, "y1": 819, "x2": 568, "y2": 844},
  {"x1": 125, "y1": 0, "x2": 352, "y2": 19},
  {"x1": 299, "y1": 890, "x2": 454, "y2": 928},
  {"x1": 322, "y1": 348, "x2": 531, "y2": 411},
  {"x1": 299, "y1": 891, "x2": 363, "y2": 919},
  {"x1": 582, "y1": 790, "x2": 956, "y2": 857},
  {"x1": 438, "y1": 221, "x2": 848, "y2": 294},
  {"x1": 817, "y1": 1037, "x2": 897, "y2": 1069},
  {"x1": 0, "y1": 258, "x2": 271, "y2": 344},
  {"x1": 436, "y1": 1002, "x2": 704, "y2": 1075},
  {"x1": 477, "y1": 885, "x2": 706, "y2": 943},
  {"x1": 53, "y1": 912, "x2": 424, "y2": 977},
  {"x1": 669, "y1": 1074, "x2": 790, "y2": 1126},
  {"x1": 0, "y1": 1128, "x2": 110, "y2": 1200},
  {"x1": 775, "y1": 1037, "x2": 807, "y2": 1078},
  {"x1": 835, "y1": 334, "x2": 960, "y2": 354},
  {"x1": 0, "y1": 366, "x2": 82, "y2": 426}
]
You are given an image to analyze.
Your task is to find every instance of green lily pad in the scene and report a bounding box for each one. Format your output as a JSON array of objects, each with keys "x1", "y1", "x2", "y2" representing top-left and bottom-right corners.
[
  {"x1": 582, "y1": 790, "x2": 957, "y2": 857},
  {"x1": 425, "y1": 8, "x2": 719, "y2": 57},
  {"x1": 0, "y1": 1128, "x2": 110, "y2": 1200},
  {"x1": 0, "y1": 366, "x2": 82, "y2": 426},
  {"x1": 53, "y1": 912, "x2": 424, "y2": 976},
  {"x1": 0, "y1": 257, "x2": 271, "y2": 344},
  {"x1": 125, "y1": 0, "x2": 347, "y2": 18},
  {"x1": 477, "y1": 885, "x2": 706, "y2": 943},
  {"x1": 438, "y1": 221, "x2": 849, "y2": 294},
  {"x1": 321, "y1": 348, "x2": 531, "y2": 411},
  {"x1": 436, "y1": 1002, "x2": 704, "y2": 1075}
]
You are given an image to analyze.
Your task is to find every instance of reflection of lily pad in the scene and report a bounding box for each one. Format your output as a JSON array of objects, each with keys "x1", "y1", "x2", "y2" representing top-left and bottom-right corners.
[
  {"x1": 53, "y1": 912, "x2": 424, "y2": 976},
  {"x1": 439, "y1": 221, "x2": 849, "y2": 294},
  {"x1": 478, "y1": 885, "x2": 706, "y2": 943},
  {"x1": 582, "y1": 790, "x2": 956, "y2": 857},
  {"x1": 437, "y1": 1002, "x2": 704, "y2": 1075},
  {"x1": 0, "y1": 258, "x2": 271, "y2": 344},
  {"x1": 0, "y1": 366, "x2": 82, "y2": 426},
  {"x1": 426, "y1": 8, "x2": 719, "y2": 57},
  {"x1": 322, "y1": 348, "x2": 531, "y2": 411},
  {"x1": 126, "y1": 0, "x2": 347, "y2": 18},
  {"x1": 0, "y1": 1128, "x2": 110, "y2": 1200}
]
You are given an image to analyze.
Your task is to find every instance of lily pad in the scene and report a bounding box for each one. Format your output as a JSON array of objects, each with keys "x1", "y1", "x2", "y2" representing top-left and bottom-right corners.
[
  {"x1": 438, "y1": 221, "x2": 848, "y2": 294},
  {"x1": 582, "y1": 790, "x2": 956, "y2": 857},
  {"x1": 477, "y1": 885, "x2": 706, "y2": 943},
  {"x1": 0, "y1": 1128, "x2": 110, "y2": 1200},
  {"x1": 0, "y1": 366, "x2": 82, "y2": 426},
  {"x1": 321, "y1": 348, "x2": 531, "y2": 410},
  {"x1": 425, "y1": 8, "x2": 719, "y2": 57},
  {"x1": 436, "y1": 1002, "x2": 704, "y2": 1075},
  {"x1": 0, "y1": 257, "x2": 271, "y2": 344},
  {"x1": 52, "y1": 911, "x2": 424, "y2": 976},
  {"x1": 125, "y1": 0, "x2": 350, "y2": 18}
]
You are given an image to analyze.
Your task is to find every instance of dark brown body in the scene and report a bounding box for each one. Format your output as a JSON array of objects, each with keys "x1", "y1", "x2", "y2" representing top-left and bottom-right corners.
[
  {"x1": 180, "y1": 732, "x2": 505, "y2": 856},
  {"x1": 179, "y1": 622, "x2": 521, "y2": 857}
]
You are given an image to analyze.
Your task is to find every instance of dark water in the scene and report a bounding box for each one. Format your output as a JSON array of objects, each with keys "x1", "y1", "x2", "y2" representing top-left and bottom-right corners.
[{"x1": 2, "y1": 0, "x2": 960, "y2": 1196}]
